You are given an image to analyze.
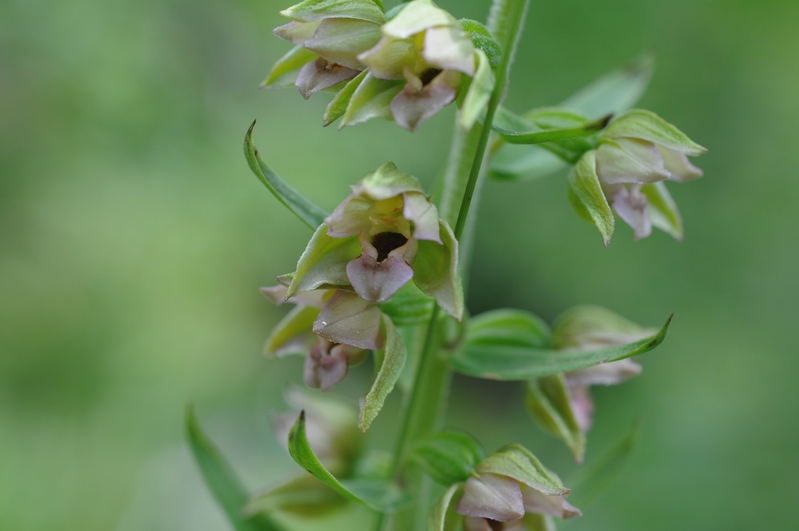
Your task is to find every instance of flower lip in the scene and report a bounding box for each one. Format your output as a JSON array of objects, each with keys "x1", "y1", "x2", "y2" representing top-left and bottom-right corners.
[{"x1": 371, "y1": 231, "x2": 409, "y2": 261}]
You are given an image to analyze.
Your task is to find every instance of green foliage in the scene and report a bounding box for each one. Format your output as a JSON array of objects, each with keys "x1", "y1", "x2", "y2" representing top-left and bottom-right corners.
[
  {"x1": 450, "y1": 314, "x2": 672, "y2": 380},
  {"x1": 358, "y1": 316, "x2": 407, "y2": 432},
  {"x1": 525, "y1": 375, "x2": 586, "y2": 463},
  {"x1": 185, "y1": 406, "x2": 284, "y2": 531},
  {"x1": 567, "y1": 150, "x2": 615, "y2": 246},
  {"x1": 410, "y1": 431, "x2": 486, "y2": 486}
]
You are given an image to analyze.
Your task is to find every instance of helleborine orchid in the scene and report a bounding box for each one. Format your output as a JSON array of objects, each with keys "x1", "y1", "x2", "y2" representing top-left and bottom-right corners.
[
  {"x1": 568, "y1": 109, "x2": 707, "y2": 243},
  {"x1": 285, "y1": 162, "x2": 464, "y2": 320},
  {"x1": 456, "y1": 445, "x2": 581, "y2": 527},
  {"x1": 270, "y1": 0, "x2": 385, "y2": 98},
  {"x1": 261, "y1": 283, "x2": 377, "y2": 391}
]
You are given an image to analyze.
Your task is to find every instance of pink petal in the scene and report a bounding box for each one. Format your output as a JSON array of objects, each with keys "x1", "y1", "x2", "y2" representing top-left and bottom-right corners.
[
  {"x1": 303, "y1": 343, "x2": 349, "y2": 391},
  {"x1": 296, "y1": 58, "x2": 358, "y2": 99},
  {"x1": 566, "y1": 358, "x2": 642, "y2": 386},
  {"x1": 596, "y1": 138, "x2": 670, "y2": 185},
  {"x1": 312, "y1": 291, "x2": 383, "y2": 350},
  {"x1": 390, "y1": 69, "x2": 460, "y2": 131},
  {"x1": 457, "y1": 474, "x2": 525, "y2": 522},
  {"x1": 567, "y1": 384, "x2": 595, "y2": 434},
  {"x1": 521, "y1": 486, "x2": 582, "y2": 519},
  {"x1": 611, "y1": 185, "x2": 652, "y2": 240},
  {"x1": 659, "y1": 146, "x2": 703, "y2": 182},
  {"x1": 346, "y1": 252, "x2": 413, "y2": 302}
]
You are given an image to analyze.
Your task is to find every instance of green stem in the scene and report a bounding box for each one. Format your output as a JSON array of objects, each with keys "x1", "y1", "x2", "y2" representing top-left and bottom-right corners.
[{"x1": 382, "y1": 0, "x2": 530, "y2": 528}]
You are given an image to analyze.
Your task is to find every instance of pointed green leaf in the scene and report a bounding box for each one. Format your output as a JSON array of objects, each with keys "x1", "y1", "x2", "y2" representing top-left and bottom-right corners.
[
  {"x1": 459, "y1": 19, "x2": 501, "y2": 70},
  {"x1": 642, "y1": 181, "x2": 683, "y2": 240},
  {"x1": 324, "y1": 70, "x2": 367, "y2": 126},
  {"x1": 561, "y1": 52, "x2": 655, "y2": 119},
  {"x1": 525, "y1": 375, "x2": 586, "y2": 463},
  {"x1": 477, "y1": 444, "x2": 568, "y2": 496},
  {"x1": 551, "y1": 305, "x2": 655, "y2": 350},
  {"x1": 185, "y1": 405, "x2": 284, "y2": 531},
  {"x1": 359, "y1": 315, "x2": 407, "y2": 432},
  {"x1": 459, "y1": 50, "x2": 495, "y2": 131},
  {"x1": 286, "y1": 224, "x2": 361, "y2": 298},
  {"x1": 340, "y1": 73, "x2": 404, "y2": 128},
  {"x1": 567, "y1": 150, "x2": 614, "y2": 246},
  {"x1": 492, "y1": 114, "x2": 611, "y2": 145},
  {"x1": 428, "y1": 483, "x2": 463, "y2": 531},
  {"x1": 244, "y1": 122, "x2": 330, "y2": 230},
  {"x1": 413, "y1": 220, "x2": 464, "y2": 320},
  {"x1": 264, "y1": 305, "x2": 319, "y2": 356},
  {"x1": 379, "y1": 281, "x2": 435, "y2": 326},
  {"x1": 467, "y1": 309, "x2": 551, "y2": 349},
  {"x1": 601, "y1": 109, "x2": 707, "y2": 155},
  {"x1": 262, "y1": 46, "x2": 317, "y2": 88},
  {"x1": 449, "y1": 315, "x2": 672, "y2": 380},
  {"x1": 281, "y1": 0, "x2": 386, "y2": 24},
  {"x1": 567, "y1": 420, "x2": 640, "y2": 506},
  {"x1": 287, "y1": 411, "x2": 408, "y2": 510},
  {"x1": 410, "y1": 431, "x2": 485, "y2": 486}
]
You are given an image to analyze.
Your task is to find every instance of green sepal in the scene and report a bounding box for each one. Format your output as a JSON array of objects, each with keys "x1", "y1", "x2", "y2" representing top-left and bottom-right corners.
[
  {"x1": 477, "y1": 444, "x2": 568, "y2": 496},
  {"x1": 413, "y1": 220, "x2": 464, "y2": 321},
  {"x1": 410, "y1": 431, "x2": 486, "y2": 486},
  {"x1": 287, "y1": 411, "x2": 409, "y2": 511},
  {"x1": 185, "y1": 405, "x2": 284, "y2": 531},
  {"x1": 601, "y1": 109, "x2": 707, "y2": 155},
  {"x1": 428, "y1": 483, "x2": 463, "y2": 531},
  {"x1": 324, "y1": 70, "x2": 367, "y2": 126},
  {"x1": 359, "y1": 315, "x2": 407, "y2": 432},
  {"x1": 281, "y1": 0, "x2": 386, "y2": 24},
  {"x1": 567, "y1": 150, "x2": 614, "y2": 246},
  {"x1": 642, "y1": 181, "x2": 683, "y2": 240},
  {"x1": 244, "y1": 122, "x2": 330, "y2": 230},
  {"x1": 561, "y1": 51, "x2": 655, "y2": 119},
  {"x1": 379, "y1": 281, "x2": 435, "y2": 326},
  {"x1": 449, "y1": 315, "x2": 672, "y2": 380},
  {"x1": 525, "y1": 375, "x2": 586, "y2": 463},
  {"x1": 339, "y1": 73, "x2": 404, "y2": 129},
  {"x1": 286, "y1": 224, "x2": 361, "y2": 298},
  {"x1": 245, "y1": 475, "x2": 346, "y2": 517},
  {"x1": 459, "y1": 19, "x2": 501, "y2": 70},
  {"x1": 492, "y1": 114, "x2": 611, "y2": 145},
  {"x1": 264, "y1": 305, "x2": 319, "y2": 356},
  {"x1": 459, "y1": 49, "x2": 495, "y2": 131},
  {"x1": 262, "y1": 46, "x2": 317, "y2": 88},
  {"x1": 466, "y1": 308, "x2": 550, "y2": 349}
]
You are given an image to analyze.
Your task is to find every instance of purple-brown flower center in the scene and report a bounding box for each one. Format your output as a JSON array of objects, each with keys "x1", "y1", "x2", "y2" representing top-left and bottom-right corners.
[
  {"x1": 371, "y1": 231, "x2": 408, "y2": 262},
  {"x1": 419, "y1": 68, "x2": 442, "y2": 86}
]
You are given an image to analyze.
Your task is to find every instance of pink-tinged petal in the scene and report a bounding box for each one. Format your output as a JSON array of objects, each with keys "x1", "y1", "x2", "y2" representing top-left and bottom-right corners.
[
  {"x1": 611, "y1": 185, "x2": 652, "y2": 240},
  {"x1": 303, "y1": 341, "x2": 349, "y2": 391},
  {"x1": 276, "y1": 274, "x2": 293, "y2": 287},
  {"x1": 390, "y1": 69, "x2": 460, "y2": 131},
  {"x1": 273, "y1": 20, "x2": 321, "y2": 45},
  {"x1": 567, "y1": 384, "x2": 595, "y2": 433},
  {"x1": 260, "y1": 285, "x2": 288, "y2": 305},
  {"x1": 325, "y1": 194, "x2": 374, "y2": 238},
  {"x1": 296, "y1": 58, "x2": 358, "y2": 99},
  {"x1": 658, "y1": 146, "x2": 704, "y2": 182},
  {"x1": 423, "y1": 26, "x2": 476, "y2": 76},
  {"x1": 463, "y1": 517, "x2": 494, "y2": 531},
  {"x1": 521, "y1": 486, "x2": 582, "y2": 519},
  {"x1": 403, "y1": 192, "x2": 441, "y2": 243},
  {"x1": 331, "y1": 343, "x2": 369, "y2": 366},
  {"x1": 313, "y1": 291, "x2": 383, "y2": 350},
  {"x1": 346, "y1": 253, "x2": 413, "y2": 302},
  {"x1": 457, "y1": 474, "x2": 525, "y2": 522},
  {"x1": 596, "y1": 138, "x2": 670, "y2": 185},
  {"x1": 261, "y1": 285, "x2": 329, "y2": 308},
  {"x1": 566, "y1": 358, "x2": 642, "y2": 387}
]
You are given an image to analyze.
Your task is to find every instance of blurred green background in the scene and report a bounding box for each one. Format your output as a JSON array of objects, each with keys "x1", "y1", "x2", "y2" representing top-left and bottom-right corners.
[{"x1": 2, "y1": 0, "x2": 797, "y2": 528}]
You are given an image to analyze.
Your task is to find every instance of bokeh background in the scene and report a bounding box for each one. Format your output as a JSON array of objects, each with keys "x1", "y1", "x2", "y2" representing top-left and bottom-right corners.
[{"x1": 2, "y1": 0, "x2": 798, "y2": 528}]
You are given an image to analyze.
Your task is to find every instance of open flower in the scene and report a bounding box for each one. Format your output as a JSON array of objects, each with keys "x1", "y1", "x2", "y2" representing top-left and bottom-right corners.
[
  {"x1": 262, "y1": 283, "x2": 378, "y2": 391},
  {"x1": 456, "y1": 445, "x2": 581, "y2": 528},
  {"x1": 285, "y1": 162, "x2": 464, "y2": 320},
  {"x1": 270, "y1": 0, "x2": 385, "y2": 98},
  {"x1": 357, "y1": 0, "x2": 477, "y2": 130},
  {"x1": 568, "y1": 109, "x2": 706, "y2": 242}
]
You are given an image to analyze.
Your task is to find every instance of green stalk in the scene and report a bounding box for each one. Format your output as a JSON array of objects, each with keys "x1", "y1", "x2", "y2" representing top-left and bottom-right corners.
[{"x1": 381, "y1": 0, "x2": 530, "y2": 528}]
